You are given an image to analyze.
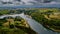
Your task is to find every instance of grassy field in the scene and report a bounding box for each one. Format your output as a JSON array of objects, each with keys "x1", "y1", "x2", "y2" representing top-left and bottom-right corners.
[
  {"x1": 0, "y1": 15, "x2": 36, "y2": 34},
  {"x1": 24, "y1": 8, "x2": 60, "y2": 32},
  {"x1": 0, "y1": 8, "x2": 60, "y2": 33}
]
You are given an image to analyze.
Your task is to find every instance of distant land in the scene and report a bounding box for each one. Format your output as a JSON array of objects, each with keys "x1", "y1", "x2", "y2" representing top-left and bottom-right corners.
[{"x1": 0, "y1": 4, "x2": 60, "y2": 9}]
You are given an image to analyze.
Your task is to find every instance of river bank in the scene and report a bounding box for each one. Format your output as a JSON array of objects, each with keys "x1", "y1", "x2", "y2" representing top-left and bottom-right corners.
[
  {"x1": 0, "y1": 13, "x2": 37, "y2": 34},
  {"x1": 0, "y1": 13, "x2": 59, "y2": 34}
]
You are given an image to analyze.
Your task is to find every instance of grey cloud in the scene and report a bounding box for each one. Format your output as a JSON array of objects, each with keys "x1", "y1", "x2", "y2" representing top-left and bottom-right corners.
[{"x1": 0, "y1": 0, "x2": 60, "y2": 5}]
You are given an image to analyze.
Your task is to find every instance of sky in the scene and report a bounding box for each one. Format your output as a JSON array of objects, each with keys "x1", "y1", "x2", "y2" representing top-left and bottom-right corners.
[{"x1": 0, "y1": 0, "x2": 60, "y2": 6}]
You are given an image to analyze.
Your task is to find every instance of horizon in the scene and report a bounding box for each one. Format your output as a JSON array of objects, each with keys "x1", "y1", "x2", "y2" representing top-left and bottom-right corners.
[{"x1": 0, "y1": 3, "x2": 60, "y2": 8}]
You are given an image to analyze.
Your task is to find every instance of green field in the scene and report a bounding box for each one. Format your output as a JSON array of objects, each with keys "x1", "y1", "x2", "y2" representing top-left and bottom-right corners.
[
  {"x1": 24, "y1": 8, "x2": 60, "y2": 32},
  {"x1": 0, "y1": 8, "x2": 60, "y2": 33},
  {"x1": 0, "y1": 9, "x2": 36, "y2": 34}
]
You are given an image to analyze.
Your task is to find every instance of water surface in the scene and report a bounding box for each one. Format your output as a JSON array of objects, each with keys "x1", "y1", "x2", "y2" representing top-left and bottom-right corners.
[{"x1": 0, "y1": 13, "x2": 60, "y2": 34}]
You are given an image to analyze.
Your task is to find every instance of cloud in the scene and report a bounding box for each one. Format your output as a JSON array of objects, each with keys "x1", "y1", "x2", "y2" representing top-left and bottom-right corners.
[
  {"x1": 1, "y1": 0, "x2": 13, "y2": 2},
  {"x1": 0, "y1": 0, "x2": 60, "y2": 5}
]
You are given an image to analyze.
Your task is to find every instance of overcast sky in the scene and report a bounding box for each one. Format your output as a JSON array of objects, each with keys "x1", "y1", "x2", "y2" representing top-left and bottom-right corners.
[{"x1": 0, "y1": 0, "x2": 60, "y2": 5}]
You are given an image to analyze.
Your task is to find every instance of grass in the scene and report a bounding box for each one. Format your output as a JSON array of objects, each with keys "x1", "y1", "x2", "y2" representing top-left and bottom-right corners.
[{"x1": 0, "y1": 16, "x2": 36, "y2": 34}]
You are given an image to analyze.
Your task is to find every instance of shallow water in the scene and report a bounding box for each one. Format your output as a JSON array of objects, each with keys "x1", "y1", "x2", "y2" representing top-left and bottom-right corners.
[{"x1": 0, "y1": 13, "x2": 60, "y2": 34}]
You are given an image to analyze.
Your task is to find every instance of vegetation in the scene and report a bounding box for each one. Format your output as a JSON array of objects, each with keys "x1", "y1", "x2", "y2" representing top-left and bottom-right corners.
[
  {"x1": 0, "y1": 8, "x2": 60, "y2": 33},
  {"x1": 0, "y1": 16, "x2": 36, "y2": 34},
  {"x1": 24, "y1": 8, "x2": 60, "y2": 32},
  {"x1": 0, "y1": 9, "x2": 23, "y2": 15}
]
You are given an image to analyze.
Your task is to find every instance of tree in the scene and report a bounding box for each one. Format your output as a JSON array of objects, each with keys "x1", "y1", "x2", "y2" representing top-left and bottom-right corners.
[
  {"x1": 44, "y1": 10, "x2": 53, "y2": 18},
  {"x1": 15, "y1": 16, "x2": 23, "y2": 21}
]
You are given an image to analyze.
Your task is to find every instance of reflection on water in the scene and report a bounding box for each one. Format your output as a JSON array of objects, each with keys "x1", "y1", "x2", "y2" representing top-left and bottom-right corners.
[{"x1": 0, "y1": 13, "x2": 60, "y2": 34}]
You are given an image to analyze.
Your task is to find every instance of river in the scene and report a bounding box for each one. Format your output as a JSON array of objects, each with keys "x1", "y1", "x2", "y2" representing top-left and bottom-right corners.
[{"x1": 0, "y1": 13, "x2": 60, "y2": 34}]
